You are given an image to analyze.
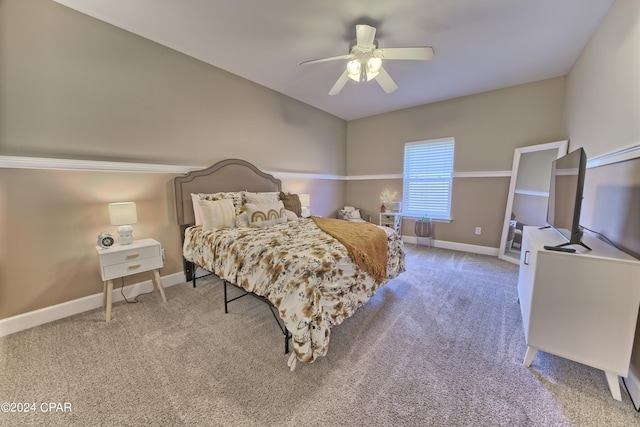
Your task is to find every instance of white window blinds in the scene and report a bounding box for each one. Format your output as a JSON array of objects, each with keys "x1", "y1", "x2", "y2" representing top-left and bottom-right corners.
[{"x1": 403, "y1": 138, "x2": 455, "y2": 220}]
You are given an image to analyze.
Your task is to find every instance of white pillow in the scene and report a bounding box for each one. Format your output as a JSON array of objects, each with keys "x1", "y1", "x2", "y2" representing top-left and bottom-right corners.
[
  {"x1": 283, "y1": 209, "x2": 299, "y2": 221},
  {"x1": 235, "y1": 211, "x2": 249, "y2": 228},
  {"x1": 191, "y1": 193, "x2": 203, "y2": 225},
  {"x1": 245, "y1": 201, "x2": 286, "y2": 227},
  {"x1": 244, "y1": 192, "x2": 280, "y2": 205},
  {"x1": 198, "y1": 199, "x2": 236, "y2": 230},
  {"x1": 343, "y1": 206, "x2": 356, "y2": 211},
  {"x1": 341, "y1": 208, "x2": 360, "y2": 220}
]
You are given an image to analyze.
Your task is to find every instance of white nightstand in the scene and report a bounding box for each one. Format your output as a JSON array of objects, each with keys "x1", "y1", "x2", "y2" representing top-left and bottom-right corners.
[
  {"x1": 380, "y1": 212, "x2": 402, "y2": 235},
  {"x1": 96, "y1": 238, "x2": 167, "y2": 321}
]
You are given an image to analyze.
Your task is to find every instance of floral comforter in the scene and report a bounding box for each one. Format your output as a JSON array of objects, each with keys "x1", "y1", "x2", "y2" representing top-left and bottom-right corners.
[{"x1": 183, "y1": 218, "x2": 405, "y2": 364}]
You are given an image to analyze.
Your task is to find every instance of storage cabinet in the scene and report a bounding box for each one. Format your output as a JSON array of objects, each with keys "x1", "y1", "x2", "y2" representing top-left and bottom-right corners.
[
  {"x1": 379, "y1": 213, "x2": 402, "y2": 235},
  {"x1": 518, "y1": 226, "x2": 640, "y2": 401}
]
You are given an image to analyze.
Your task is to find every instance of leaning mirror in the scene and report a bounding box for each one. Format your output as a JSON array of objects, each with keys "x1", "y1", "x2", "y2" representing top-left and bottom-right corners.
[{"x1": 499, "y1": 140, "x2": 569, "y2": 264}]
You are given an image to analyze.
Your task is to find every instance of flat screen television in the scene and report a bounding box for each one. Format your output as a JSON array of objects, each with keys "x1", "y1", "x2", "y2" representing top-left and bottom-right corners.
[{"x1": 545, "y1": 147, "x2": 589, "y2": 249}]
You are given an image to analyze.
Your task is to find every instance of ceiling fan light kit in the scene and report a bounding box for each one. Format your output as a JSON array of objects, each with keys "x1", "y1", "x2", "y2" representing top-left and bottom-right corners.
[{"x1": 302, "y1": 24, "x2": 434, "y2": 95}]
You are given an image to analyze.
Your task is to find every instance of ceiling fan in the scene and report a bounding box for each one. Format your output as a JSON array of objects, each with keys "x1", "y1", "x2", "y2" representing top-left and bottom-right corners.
[{"x1": 301, "y1": 24, "x2": 435, "y2": 95}]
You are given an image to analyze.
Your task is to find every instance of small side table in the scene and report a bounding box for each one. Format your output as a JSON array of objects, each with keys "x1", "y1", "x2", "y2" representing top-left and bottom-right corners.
[
  {"x1": 380, "y1": 212, "x2": 402, "y2": 235},
  {"x1": 96, "y1": 238, "x2": 166, "y2": 321}
]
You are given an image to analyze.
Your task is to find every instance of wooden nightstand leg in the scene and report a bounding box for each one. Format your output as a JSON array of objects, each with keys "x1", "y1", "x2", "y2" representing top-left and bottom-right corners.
[
  {"x1": 152, "y1": 269, "x2": 167, "y2": 302},
  {"x1": 105, "y1": 280, "x2": 114, "y2": 322},
  {"x1": 102, "y1": 281, "x2": 107, "y2": 307}
]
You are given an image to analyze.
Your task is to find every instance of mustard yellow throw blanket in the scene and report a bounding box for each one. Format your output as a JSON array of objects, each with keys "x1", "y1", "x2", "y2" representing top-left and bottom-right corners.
[{"x1": 311, "y1": 217, "x2": 388, "y2": 283}]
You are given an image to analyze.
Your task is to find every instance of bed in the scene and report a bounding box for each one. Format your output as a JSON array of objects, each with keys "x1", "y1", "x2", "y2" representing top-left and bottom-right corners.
[{"x1": 174, "y1": 159, "x2": 405, "y2": 367}]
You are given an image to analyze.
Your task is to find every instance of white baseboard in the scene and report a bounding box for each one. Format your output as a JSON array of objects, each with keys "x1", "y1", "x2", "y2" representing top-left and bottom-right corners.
[
  {"x1": 402, "y1": 236, "x2": 499, "y2": 256},
  {"x1": 0, "y1": 272, "x2": 186, "y2": 337},
  {"x1": 625, "y1": 369, "x2": 640, "y2": 410},
  {"x1": 1, "y1": 239, "x2": 500, "y2": 338}
]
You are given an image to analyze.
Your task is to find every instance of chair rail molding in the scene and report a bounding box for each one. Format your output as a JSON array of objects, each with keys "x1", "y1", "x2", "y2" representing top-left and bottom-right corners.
[{"x1": 586, "y1": 142, "x2": 640, "y2": 169}]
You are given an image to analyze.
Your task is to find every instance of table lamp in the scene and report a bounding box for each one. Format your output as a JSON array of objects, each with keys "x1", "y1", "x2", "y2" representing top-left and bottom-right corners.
[
  {"x1": 109, "y1": 202, "x2": 137, "y2": 245},
  {"x1": 299, "y1": 194, "x2": 310, "y2": 217}
]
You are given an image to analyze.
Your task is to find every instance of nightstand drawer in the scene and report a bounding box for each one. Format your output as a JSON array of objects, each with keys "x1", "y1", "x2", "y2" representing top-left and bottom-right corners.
[
  {"x1": 100, "y1": 245, "x2": 160, "y2": 267},
  {"x1": 102, "y1": 256, "x2": 163, "y2": 280}
]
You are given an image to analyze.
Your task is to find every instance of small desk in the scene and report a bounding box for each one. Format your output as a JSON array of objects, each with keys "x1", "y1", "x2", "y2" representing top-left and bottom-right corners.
[{"x1": 96, "y1": 238, "x2": 166, "y2": 321}]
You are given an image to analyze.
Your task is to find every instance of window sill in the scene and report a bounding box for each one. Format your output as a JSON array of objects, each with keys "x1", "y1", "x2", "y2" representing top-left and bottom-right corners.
[{"x1": 403, "y1": 216, "x2": 452, "y2": 223}]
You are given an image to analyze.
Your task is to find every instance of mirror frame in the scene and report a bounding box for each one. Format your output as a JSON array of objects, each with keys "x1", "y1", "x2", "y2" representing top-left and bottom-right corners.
[{"x1": 498, "y1": 140, "x2": 569, "y2": 264}]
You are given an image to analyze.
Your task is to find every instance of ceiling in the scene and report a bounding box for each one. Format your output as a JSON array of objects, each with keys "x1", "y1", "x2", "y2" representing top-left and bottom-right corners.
[{"x1": 52, "y1": 0, "x2": 613, "y2": 121}]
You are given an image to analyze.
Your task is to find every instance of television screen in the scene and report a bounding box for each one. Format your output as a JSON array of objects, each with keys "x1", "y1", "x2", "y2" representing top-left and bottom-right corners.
[{"x1": 546, "y1": 147, "x2": 587, "y2": 245}]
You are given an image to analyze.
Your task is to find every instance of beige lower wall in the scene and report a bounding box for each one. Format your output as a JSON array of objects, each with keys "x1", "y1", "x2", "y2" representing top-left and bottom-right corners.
[
  {"x1": 0, "y1": 167, "x2": 344, "y2": 320},
  {"x1": 0, "y1": 168, "x2": 181, "y2": 319},
  {"x1": 581, "y1": 159, "x2": 640, "y2": 260},
  {"x1": 345, "y1": 179, "x2": 403, "y2": 224},
  {"x1": 346, "y1": 176, "x2": 510, "y2": 247},
  {"x1": 283, "y1": 177, "x2": 346, "y2": 220},
  {"x1": 1, "y1": 163, "x2": 513, "y2": 321},
  {"x1": 579, "y1": 157, "x2": 640, "y2": 388}
]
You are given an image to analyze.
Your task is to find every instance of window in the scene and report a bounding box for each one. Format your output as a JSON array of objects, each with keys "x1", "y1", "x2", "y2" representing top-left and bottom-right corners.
[{"x1": 403, "y1": 138, "x2": 455, "y2": 220}]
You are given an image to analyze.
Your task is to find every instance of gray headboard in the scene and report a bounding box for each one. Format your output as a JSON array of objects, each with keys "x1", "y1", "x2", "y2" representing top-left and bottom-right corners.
[{"x1": 173, "y1": 158, "x2": 282, "y2": 226}]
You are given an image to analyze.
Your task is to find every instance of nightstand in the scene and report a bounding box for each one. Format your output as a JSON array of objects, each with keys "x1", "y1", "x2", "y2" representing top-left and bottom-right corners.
[
  {"x1": 380, "y1": 212, "x2": 402, "y2": 235},
  {"x1": 96, "y1": 238, "x2": 167, "y2": 321}
]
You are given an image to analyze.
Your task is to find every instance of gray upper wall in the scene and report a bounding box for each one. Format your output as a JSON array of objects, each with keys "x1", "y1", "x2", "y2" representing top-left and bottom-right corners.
[
  {"x1": 346, "y1": 78, "x2": 566, "y2": 176},
  {"x1": 0, "y1": 0, "x2": 346, "y2": 175},
  {"x1": 564, "y1": 0, "x2": 640, "y2": 156}
]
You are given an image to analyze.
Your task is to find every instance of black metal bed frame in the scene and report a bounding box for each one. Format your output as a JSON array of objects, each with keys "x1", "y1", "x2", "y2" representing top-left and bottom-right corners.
[
  {"x1": 191, "y1": 263, "x2": 292, "y2": 354},
  {"x1": 174, "y1": 159, "x2": 291, "y2": 357}
]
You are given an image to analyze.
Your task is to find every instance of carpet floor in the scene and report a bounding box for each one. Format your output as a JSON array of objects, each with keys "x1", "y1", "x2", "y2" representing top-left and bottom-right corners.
[{"x1": 1, "y1": 245, "x2": 639, "y2": 426}]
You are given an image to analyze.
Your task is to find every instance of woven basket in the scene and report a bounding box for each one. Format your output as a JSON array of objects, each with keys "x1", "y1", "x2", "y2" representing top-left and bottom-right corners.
[{"x1": 414, "y1": 219, "x2": 432, "y2": 238}]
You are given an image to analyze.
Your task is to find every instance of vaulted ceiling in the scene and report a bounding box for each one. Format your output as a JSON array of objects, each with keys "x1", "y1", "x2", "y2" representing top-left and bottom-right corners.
[{"x1": 53, "y1": 0, "x2": 613, "y2": 121}]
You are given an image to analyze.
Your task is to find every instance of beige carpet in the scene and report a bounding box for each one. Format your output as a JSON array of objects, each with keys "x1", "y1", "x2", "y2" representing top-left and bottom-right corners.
[{"x1": 1, "y1": 246, "x2": 638, "y2": 426}]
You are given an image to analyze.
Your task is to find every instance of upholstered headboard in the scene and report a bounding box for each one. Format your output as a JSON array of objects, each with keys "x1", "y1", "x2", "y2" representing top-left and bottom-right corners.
[{"x1": 173, "y1": 158, "x2": 282, "y2": 226}]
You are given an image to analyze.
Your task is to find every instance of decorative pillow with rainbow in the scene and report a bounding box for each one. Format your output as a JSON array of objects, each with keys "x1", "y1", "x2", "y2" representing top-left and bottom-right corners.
[{"x1": 245, "y1": 201, "x2": 287, "y2": 227}]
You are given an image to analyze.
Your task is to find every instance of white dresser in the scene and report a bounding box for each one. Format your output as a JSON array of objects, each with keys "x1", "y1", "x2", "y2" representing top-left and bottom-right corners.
[{"x1": 517, "y1": 226, "x2": 640, "y2": 401}]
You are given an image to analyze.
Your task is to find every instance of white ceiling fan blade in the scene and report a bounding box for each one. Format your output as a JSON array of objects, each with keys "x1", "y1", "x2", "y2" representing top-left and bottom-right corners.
[
  {"x1": 300, "y1": 54, "x2": 354, "y2": 66},
  {"x1": 329, "y1": 70, "x2": 350, "y2": 95},
  {"x1": 355, "y1": 24, "x2": 376, "y2": 47},
  {"x1": 379, "y1": 47, "x2": 435, "y2": 61},
  {"x1": 375, "y1": 67, "x2": 398, "y2": 94}
]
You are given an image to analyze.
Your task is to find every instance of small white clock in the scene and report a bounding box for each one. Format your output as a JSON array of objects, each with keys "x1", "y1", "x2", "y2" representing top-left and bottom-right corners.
[{"x1": 97, "y1": 232, "x2": 115, "y2": 249}]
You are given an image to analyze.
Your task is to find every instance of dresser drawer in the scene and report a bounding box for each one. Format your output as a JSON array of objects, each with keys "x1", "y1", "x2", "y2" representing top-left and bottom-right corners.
[
  {"x1": 102, "y1": 256, "x2": 163, "y2": 280},
  {"x1": 100, "y1": 245, "x2": 160, "y2": 267}
]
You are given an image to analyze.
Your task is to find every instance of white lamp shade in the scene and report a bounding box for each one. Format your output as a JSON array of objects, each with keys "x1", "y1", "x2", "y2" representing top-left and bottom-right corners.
[
  {"x1": 298, "y1": 194, "x2": 310, "y2": 208},
  {"x1": 298, "y1": 194, "x2": 311, "y2": 218},
  {"x1": 109, "y1": 202, "x2": 137, "y2": 226}
]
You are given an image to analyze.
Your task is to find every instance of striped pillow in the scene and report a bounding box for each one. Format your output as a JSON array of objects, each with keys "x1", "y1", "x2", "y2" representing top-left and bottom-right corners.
[{"x1": 279, "y1": 192, "x2": 302, "y2": 217}]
